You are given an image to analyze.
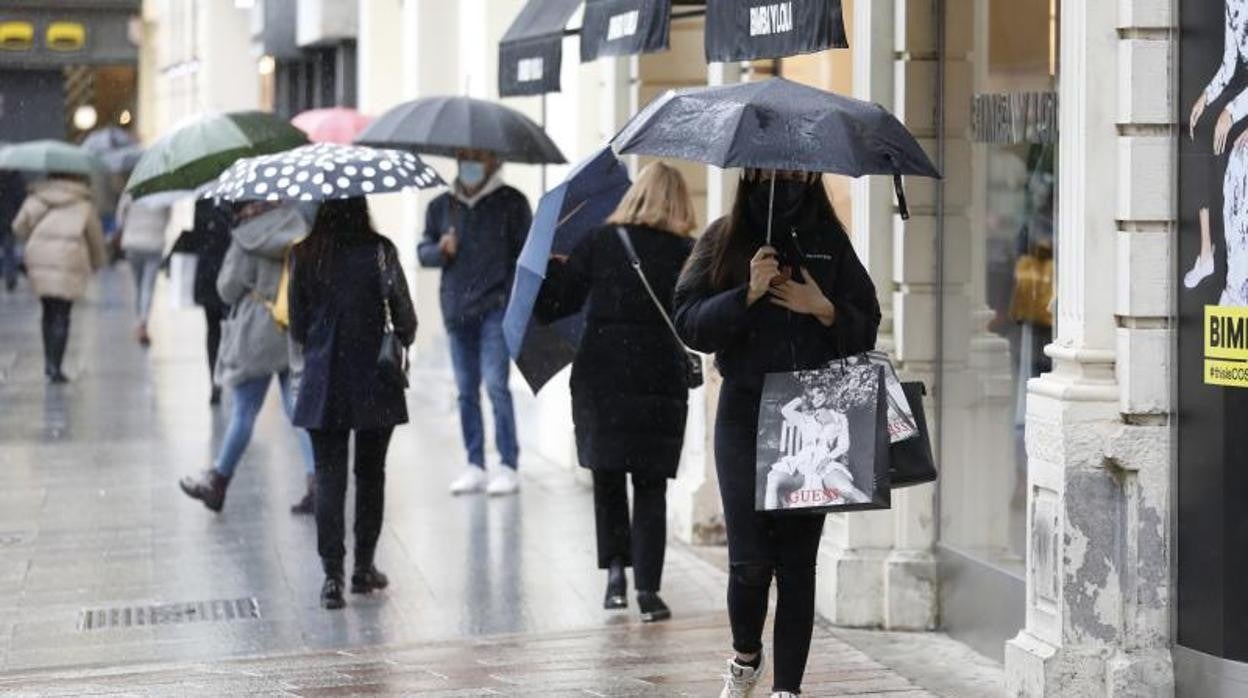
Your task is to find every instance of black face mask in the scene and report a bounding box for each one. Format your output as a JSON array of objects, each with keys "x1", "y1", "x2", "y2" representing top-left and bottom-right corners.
[{"x1": 747, "y1": 178, "x2": 811, "y2": 228}]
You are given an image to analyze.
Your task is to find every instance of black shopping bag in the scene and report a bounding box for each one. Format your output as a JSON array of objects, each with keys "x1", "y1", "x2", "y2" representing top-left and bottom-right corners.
[
  {"x1": 890, "y1": 382, "x2": 938, "y2": 488},
  {"x1": 755, "y1": 363, "x2": 891, "y2": 514}
]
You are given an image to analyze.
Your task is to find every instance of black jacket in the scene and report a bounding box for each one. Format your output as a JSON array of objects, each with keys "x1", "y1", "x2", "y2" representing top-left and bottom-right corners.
[
  {"x1": 538, "y1": 224, "x2": 694, "y2": 478},
  {"x1": 191, "y1": 199, "x2": 233, "y2": 312},
  {"x1": 290, "y1": 233, "x2": 417, "y2": 431},
  {"x1": 673, "y1": 217, "x2": 880, "y2": 393},
  {"x1": 418, "y1": 184, "x2": 532, "y2": 329}
]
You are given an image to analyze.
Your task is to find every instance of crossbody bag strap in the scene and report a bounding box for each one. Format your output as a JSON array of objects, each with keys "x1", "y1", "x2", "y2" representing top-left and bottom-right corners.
[{"x1": 614, "y1": 227, "x2": 694, "y2": 353}]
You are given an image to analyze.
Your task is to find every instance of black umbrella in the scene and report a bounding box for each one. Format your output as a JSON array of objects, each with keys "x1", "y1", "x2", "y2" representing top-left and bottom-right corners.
[
  {"x1": 355, "y1": 96, "x2": 566, "y2": 165},
  {"x1": 612, "y1": 77, "x2": 940, "y2": 222},
  {"x1": 203, "y1": 143, "x2": 443, "y2": 202}
]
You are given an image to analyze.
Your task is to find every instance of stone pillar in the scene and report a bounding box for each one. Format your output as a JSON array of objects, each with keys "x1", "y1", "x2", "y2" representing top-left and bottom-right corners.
[{"x1": 1003, "y1": 0, "x2": 1175, "y2": 694}]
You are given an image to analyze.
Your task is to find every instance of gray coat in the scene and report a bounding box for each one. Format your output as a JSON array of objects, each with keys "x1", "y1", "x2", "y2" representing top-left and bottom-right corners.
[{"x1": 214, "y1": 206, "x2": 307, "y2": 387}]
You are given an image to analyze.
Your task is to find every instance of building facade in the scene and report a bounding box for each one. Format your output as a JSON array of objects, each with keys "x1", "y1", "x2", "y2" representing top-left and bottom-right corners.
[{"x1": 136, "y1": 0, "x2": 1243, "y2": 695}]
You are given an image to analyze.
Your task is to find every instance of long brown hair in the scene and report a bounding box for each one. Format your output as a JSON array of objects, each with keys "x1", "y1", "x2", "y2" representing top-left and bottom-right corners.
[{"x1": 707, "y1": 172, "x2": 845, "y2": 290}]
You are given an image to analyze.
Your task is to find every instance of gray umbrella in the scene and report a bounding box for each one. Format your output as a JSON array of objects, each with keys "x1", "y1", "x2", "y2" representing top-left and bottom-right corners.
[
  {"x1": 612, "y1": 77, "x2": 940, "y2": 220},
  {"x1": 356, "y1": 95, "x2": 566, "y2": 164}
]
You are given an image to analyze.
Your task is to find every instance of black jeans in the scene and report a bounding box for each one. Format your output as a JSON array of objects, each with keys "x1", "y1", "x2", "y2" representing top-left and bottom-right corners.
[
  {"x1": 40, "y1": 297, "x2": 72, "y2": 375},
  {"x1": 203, "y1": 305, "x2": 224, "y2": 383},
  {"x1": 716, "y1": 382, "x2": 826, "y2": 695},
  {"x1": 592, "y1": 470, "x2": 667, "y2": 592},
  {"x1": 310, "y1": 427, "x2": 394, "y2": 576}
]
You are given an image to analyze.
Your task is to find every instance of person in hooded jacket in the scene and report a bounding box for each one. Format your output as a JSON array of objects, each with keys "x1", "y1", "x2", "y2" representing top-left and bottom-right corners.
[
  {"x1": 179, "y1": 203, "x2": 316, "y2": 514},
  {"x1": 11, "y1": 174, "x2": 108, "y2": 383},
  {"x1": 419, "y1": 149, "x2": 531, "y2": 497},
  {"x1": 289, "y1": 197, "x2": 417, "y2": 610},
  {"x1": 536, "y1": 162, "x2": 696, "y2": 624},
  {"x1": 191, "y1": 198, "x2": 234, "y2": 406},
  {"x1": 673, "y1": 170, "x2": 881, "y2": 698},
  {"x1": 115, "y1": 193, "x2": 171, "y2": 346}
]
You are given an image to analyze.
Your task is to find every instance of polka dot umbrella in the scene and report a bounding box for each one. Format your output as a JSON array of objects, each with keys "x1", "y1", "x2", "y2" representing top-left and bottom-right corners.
[{"x1": 203, "y1": 142, "x2": 444, "y2": 202}]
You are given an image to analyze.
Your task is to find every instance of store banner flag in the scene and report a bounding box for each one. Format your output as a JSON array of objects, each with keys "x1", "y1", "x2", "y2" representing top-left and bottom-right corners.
[
  {"x1": 580, "y1": 0, "x2": 672, "y2": 62},
  {"x1": 499, "y1": 0, "x2": 582, "y2": 97},
  {"x1": 755, "y1": 363, "x2": 890, "y2": 514},
  {"x1": 705, "y1": 0, "x2": 847, "y2": 63}
]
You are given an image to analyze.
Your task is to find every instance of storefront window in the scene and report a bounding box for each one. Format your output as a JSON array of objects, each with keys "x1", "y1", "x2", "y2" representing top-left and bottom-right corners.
[{"x1": 939, "y1": 0, "x2": 1057, "y2": 578}]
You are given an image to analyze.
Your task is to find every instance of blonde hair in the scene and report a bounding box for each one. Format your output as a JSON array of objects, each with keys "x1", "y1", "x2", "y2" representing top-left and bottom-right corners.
[{"x1": 605, "y1": 161, "x2": 698, "y2": 237}]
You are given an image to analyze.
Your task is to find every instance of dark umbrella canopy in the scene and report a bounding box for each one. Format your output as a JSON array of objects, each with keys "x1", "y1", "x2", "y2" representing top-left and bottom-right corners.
[
  {"x1": 356, "y1": 96, "x2": 566, "y2": 165},
  {"x1": 504, "y1": 146, "x2": 631, "y2": 392}
]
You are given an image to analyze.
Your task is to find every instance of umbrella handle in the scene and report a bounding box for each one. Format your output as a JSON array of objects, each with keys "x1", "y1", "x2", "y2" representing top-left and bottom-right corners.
[{"x1": 765, "y1": 170, "x2": 776, "y2": 245}]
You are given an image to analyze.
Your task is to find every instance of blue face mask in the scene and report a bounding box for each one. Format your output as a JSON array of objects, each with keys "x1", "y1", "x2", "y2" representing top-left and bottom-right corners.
[{"x1": 458, "y1": 160, "x2": 486, "y2": 188}]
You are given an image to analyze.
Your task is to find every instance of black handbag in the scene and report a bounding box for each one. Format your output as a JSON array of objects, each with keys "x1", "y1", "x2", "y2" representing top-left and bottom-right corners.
[
  {"x1": 889, "y1": 382, "x2": 937, "y2": 488},
  {"x1": 614, "y1": 227, "x2": 704, "y2": 389},
  {"x1": 376, "y1": 244, "x2": 409, "y2": 389}
]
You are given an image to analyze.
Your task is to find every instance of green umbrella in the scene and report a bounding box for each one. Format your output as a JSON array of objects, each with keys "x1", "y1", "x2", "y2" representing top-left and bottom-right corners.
[
  {"x1": 0, "y1": 140, "x2": 101, "y2": 176},
  {"x1": 125, "y1": 111, "x2": 308, "y2": 198}
]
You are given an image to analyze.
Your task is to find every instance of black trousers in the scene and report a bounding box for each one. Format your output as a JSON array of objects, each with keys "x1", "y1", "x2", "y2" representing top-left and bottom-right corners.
[
  {"x1": 592, "y1": 470, "x2": 667, "y2": 592},
  {"x1": 39, "y1": 297, "x2": 72, "y2": 374},
  {"x1": 203, "y1": 305, "x2": 224, "y2": 383},
  {"x1": 310, "y1": 427, "x2": 394, "y2": 576},
  {"x1": 716, "y1": 382, "x2": 826, "y2": 695}
]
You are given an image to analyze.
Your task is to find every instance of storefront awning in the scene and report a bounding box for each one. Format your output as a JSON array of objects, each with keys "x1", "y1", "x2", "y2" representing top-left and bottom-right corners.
[
  {"x1": 704, "y1": 0, "x2": 847, "y2": 63},
  {"x1": 498, "y1": 0, "x2": 583, "y2": 98},
  {"x1": 579, "y1": 0, "x2": 672, "y2": 62}
]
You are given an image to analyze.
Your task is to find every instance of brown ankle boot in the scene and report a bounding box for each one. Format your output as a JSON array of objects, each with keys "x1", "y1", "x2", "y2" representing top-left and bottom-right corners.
[
  {"x1": 291, "y1": 474, "x2": 315, "y2": 515},
  {"x1": 179, "y1": 470, "x2": 229, "y2": 512}
]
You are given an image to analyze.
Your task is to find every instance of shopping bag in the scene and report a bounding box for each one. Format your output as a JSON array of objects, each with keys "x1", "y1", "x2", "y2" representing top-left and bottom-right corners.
[
  {"x1": 167, "y1": 252, "x2": 198, "y2": 310},
  {"x1": 842, "y1": 350, "x2": 918, "y2": 443},
  {"x1": 755, "y1": 363, "x2": 891, "y2": 514},
  {"x1": 890, "y1": 382, "x2": 938, "y2": 488}
]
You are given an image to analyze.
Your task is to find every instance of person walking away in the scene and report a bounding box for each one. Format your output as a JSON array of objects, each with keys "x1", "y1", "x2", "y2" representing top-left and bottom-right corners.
[
  {"x1": 11, "y1": 174, "x2": 108, "y2": 383},
  {"x1": 419, "y1": 149, "x2": 531, "y2": 496},
  {"x1": 179, "y1": 203, "x2": 316, "y2": 514},
  {"x1": 116, "y1": 193, "x2": 171, "y2": 346},
  {"x1": 289, "y1": 197, "x2": 417, "y2": 610},
  {"x1": 536, "y1": 163, "x2": 695, "y2": 623},
  {"x1": 673, "y1": 170, "x2": 881, "y2": 698},
  {"x1": 192, "y1": 199, "x2": 234, "y2": 405},
  {"x1": 0, "y1": 169, "x2": 25, "y2": 292}
]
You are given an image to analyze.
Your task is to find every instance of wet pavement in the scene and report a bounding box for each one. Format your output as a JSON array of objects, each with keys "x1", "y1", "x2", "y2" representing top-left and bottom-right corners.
[{"x1": 0, "y1": 268, "x2": 945, "y2": 695}]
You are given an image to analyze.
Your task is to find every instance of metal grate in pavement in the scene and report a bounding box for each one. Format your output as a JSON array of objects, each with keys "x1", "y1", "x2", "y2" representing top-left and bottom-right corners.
[{"x1": 77, "y1": 597, "x2": 260, "y2": 631}]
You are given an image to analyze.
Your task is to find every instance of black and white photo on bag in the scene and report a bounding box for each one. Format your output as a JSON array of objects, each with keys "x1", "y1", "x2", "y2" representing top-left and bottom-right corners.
[
  {"x1": 840, "y1": 350, "x2": 918, "y2": 443},
  {"x1": 755, "y1": 364, "x2": 883, "y2": 511}
]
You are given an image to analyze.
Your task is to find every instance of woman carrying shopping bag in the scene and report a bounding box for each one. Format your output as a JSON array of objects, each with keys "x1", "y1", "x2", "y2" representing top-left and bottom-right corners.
[
  {"x1": 673, "y1": 170, "x2": 881, "y2": 698},
  {"x1": 536, "y1": 162, "x2": 697, "y2": 623},
  {"x1": 289, "y1": 196, "x2": 417, "y2": 610}
]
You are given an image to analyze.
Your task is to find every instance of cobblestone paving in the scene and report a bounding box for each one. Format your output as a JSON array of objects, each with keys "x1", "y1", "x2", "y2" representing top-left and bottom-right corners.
[{"x1": 0, "y1": 269, "x2": 936, "y2": 695}]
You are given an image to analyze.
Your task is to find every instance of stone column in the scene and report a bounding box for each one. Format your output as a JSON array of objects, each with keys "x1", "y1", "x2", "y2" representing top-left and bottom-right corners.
[{"x1": 1003, "y1": 0, "x2": 1175, "y2": 694}]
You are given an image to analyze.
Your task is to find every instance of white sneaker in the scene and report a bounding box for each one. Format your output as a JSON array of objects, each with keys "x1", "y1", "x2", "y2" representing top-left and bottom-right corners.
[
  {"x1": 720, "y1": 653, "x2": 764, "y2": 698},
  {"x1": 771, "y1": 693, "x2": 797, "y2": 698},
  {"x1": 449, "y1": 466, "x2": 487, "y2": 495},
  {"x1": 1185, "y1": 246, "x2": 1215, "y2": 289},
  {"x1": 486, "y1": 467, "x2": 520, "y2": 496}
]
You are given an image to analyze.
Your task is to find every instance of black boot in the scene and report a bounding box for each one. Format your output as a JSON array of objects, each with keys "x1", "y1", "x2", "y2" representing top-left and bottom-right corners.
[
  {"x1": 637, "y1": 591, "x2": 671, "y2": 623},
  {"x1": 604, "y1": 558, "x2": 627, "y2": 610},
  {"x1": 291, "y1": 474, "x2": 315, "y2": 515},
  {"x1": 321, "y1": 575, "x2": 345, "y2": 610},
  {"x1": 351, "y1": 565, "x2": 390, "y2": 594},
  {"x1": 179, "y1": 470, "x2": 229, "y2": 512}
]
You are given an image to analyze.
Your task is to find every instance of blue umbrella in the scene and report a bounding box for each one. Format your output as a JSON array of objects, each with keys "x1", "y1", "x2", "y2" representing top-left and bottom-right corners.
[{"x1": 504, "y1": 146, "x2": 631, "y2": 392}]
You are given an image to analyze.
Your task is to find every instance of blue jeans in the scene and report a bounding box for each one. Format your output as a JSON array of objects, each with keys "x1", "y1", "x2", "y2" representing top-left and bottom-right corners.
[
  {"x1": 214, "y1": 371, "x2": 314, "y2": 479},
  {"x1": 127, "y1": 251, "x2": 162, "y2": 324},
  {"x1": 447, "y1": 307, "x2": 518, "y2": 469}
]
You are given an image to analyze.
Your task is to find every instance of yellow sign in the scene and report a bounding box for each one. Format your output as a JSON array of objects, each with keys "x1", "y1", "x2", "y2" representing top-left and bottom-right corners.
[{"x1": 1204, "y1": 305, "x2": 1248, "y2": 387}]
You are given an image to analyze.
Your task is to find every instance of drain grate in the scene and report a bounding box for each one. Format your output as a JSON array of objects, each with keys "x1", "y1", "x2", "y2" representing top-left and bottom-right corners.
[{"x1": 78, "y1": 597, "x2": 260, "y2": 631}]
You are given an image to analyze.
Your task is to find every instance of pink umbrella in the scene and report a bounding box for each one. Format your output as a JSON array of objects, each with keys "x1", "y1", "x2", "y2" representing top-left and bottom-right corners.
[{"x1": 290, "y1": 108, "x2": 374, "y2": 145}]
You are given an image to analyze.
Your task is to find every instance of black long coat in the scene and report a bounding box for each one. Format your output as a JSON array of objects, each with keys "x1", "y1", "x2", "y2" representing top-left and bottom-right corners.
[
  {"x1": 537, "y1": 224, "x2": 694, "y2": 478},
  {"x1": 290, "y1": 232, "x2": 417, "y2": 431}
]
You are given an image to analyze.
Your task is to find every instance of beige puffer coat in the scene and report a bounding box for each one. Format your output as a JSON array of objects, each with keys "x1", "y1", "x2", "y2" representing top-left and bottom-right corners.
[{"x1": 12, "y1": 178, "x2": 107, "y2": 301}]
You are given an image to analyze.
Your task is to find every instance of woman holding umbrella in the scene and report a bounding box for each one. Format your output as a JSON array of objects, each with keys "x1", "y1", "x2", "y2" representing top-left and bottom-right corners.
[
  {"x1": 674, "y1": 170, "x2": 881, "y2": 697},
  {"x1": 536, "y1": 162, "x2": 697, "y2": 623}
]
